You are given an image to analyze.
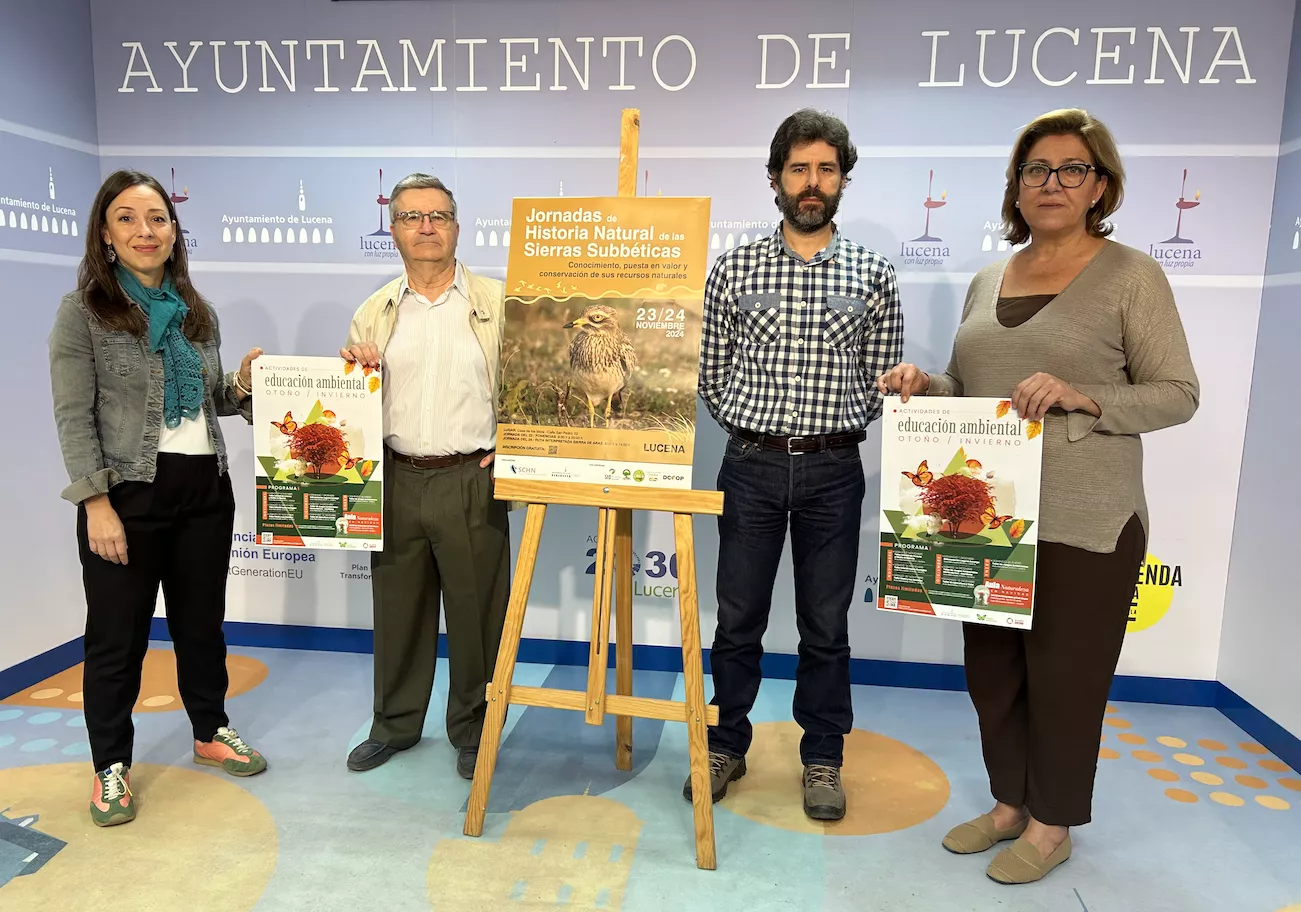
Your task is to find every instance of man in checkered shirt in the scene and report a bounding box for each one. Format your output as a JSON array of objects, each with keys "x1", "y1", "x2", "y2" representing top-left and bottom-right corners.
[{"x1": 682, "y1": 109, "x2": 904, "y2": 821}]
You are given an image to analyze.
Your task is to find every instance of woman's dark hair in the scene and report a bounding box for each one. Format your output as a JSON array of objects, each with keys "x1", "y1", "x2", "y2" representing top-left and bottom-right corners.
[
  {"x1": 78, "y1": 169, "x2": 213, "y2": 342},
  {"x1": 766, "y1": 108, "x2": 858, "y2": 182}
]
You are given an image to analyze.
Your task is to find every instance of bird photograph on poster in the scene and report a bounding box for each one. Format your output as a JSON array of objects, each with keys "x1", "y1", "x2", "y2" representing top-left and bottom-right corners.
[{"x1": 497, "y1": 294, "x2": 702, "y2": 434}]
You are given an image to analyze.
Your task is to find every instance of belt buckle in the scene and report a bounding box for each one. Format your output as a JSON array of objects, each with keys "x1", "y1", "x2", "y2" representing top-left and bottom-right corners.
[{"x1": 785, "y1": 436, "x2": 806, "y2": 455}]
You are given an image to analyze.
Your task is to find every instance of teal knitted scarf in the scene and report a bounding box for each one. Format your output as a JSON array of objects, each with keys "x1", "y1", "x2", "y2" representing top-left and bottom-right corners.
[{"x1": 116, "y1": 265, "x2": 205, "y2": 428}]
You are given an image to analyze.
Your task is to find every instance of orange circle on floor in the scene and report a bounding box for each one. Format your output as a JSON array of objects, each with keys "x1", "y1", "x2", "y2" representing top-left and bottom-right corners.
[
  {"x1": 0, "y1": 649, "x2": 268, "y2": 713},
  {"x1": 1173, "y1": 753, "x2": 1205, "y2": 766},
  {"x1": 1192, "y1": 772, "x2": 1224, "y2": 786},
  {"x1": 1157, "y1": 737, "x2": 1187, "y2": 749},
  {"x1": 1279, "y1": 778, "x2": 1301, "y2": 792},
  {"x1": 1198, "y1": 739, "x2": 1227, "y2": 751},
  {"x1": 1105, "y1": 704, "x2": 1118, "y2": 714},
  {"x1": 1103, "y1": 717, "x2": 1132, "y2": 729},
  {"x1": 718, "y1": 723, "x2": 949, "y2": 836},
  {"x1": 1217, "y1": 756, "x2": 1248, "y2": 770},
  {"x1": 1099, "y1": 748, "x2": 1120, "y2": 760},
  {"x1": 1210, "y1": 792, "x2": 1245, "y2": 807},
  {"x1": 1119, "y1": 733, "x2": 1146, "y2": 745},
  {"x1": 1259, "y1": 760, "x2": 1290, "y2": 773},
  {"x1": 1256, "y1": 796, "x2": 1291, "y2": 811},
  {"x1": 1240, "y1": 742, "x2": 1269, "y2": 755},
  {"x1": 1164, "y1": 788, "x2": 1197, "y2": 803},
  {"x1": 0, "y1": 763, "x2": 276, "y2": 911},
  {"x1": 1148, "y1": 769, "x2": 1178, "y2": 782},
  {"x1": 1133, "y1": 750, "x2": 1163, "y2": 763},
  {"x1": 1235, "y1": 775, "x2": 1267, "y2": 789}
]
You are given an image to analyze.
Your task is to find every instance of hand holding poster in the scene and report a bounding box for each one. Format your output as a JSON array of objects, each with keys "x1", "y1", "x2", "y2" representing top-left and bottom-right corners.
[
  {"x1": 493, "y1": 196, "x2": 711, "y2": 489},
  {"x1": 878, "y1": 397, "x2": 1043, "y2": 628},
  {"x1": 252, "y1": 355, "x2": 384, "y2": 550}
]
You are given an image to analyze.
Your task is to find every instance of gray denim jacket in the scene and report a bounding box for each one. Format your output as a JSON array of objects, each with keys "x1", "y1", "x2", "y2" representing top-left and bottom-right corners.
[{"x1": 48, "y1": 290, "x2": 253, "y2": 505}]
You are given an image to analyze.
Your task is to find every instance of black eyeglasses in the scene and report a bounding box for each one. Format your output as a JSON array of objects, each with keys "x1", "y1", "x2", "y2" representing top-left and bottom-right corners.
[{"x1": 1018, "y1": 162, "x2": 1100, "y2": 189}]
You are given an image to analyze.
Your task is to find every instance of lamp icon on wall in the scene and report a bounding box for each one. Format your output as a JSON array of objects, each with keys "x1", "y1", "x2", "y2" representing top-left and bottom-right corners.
[
  {"x1": 1160, "y1": 169, "x2": 1200, "y2": 245},
  {"x1": 169, "y1": 168, "x2": 191, "y2": 236},
  {"x1": 911, "y1": 169, "x2": 946, "y2": 242},
  {"x1": 371, "y1": 168, "x2": 390, "y2": 237}
]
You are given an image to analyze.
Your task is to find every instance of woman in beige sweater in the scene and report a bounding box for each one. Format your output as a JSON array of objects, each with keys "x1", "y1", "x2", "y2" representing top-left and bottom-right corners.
[{"x1": 877, "y1": 109, "x2": 1199, "y2": 884}]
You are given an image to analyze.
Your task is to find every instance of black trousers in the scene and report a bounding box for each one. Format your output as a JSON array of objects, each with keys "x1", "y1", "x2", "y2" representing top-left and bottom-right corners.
[
  {"x1": 78, "y1": 453, "x2": 235, "y2": 771},
  {"x1": 963, "y1": 513, "x2": 1146, "y2": 827},
  {"x1": 708, "y1": 437, "x2": 865, "y2": 766}
]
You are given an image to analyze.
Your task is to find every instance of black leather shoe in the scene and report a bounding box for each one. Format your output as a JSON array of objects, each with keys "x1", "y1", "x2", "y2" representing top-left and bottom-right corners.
[
  {"x1": 347, "y1": 739, "x2": 402, "y2": 772},
  {"x1": 457, "y1": 747, "x2": 478, "y2": 780}
]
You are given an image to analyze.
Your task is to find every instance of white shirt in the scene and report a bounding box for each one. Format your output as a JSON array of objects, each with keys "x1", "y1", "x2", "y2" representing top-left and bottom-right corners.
[
  {"x1": 158, "y1": 412, "x2": 216, "y2": 455},
  {"x1": 381, "y1": 263, "x2": 496, "y2": 458}
]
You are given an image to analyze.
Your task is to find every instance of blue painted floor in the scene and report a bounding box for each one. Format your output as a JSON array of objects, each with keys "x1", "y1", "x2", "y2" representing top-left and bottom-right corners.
[{"x1": 0, "y1": 644, "x2": 1298, "y2": 912}]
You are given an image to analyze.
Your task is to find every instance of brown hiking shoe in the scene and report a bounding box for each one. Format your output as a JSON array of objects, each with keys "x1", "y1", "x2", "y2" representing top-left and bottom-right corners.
[
  {"x1": 682, "y1": 751, "x2": 747, "y2": 803},
  {"x1": 803, "y1": 764, "x2": 846, "y2": 820}
]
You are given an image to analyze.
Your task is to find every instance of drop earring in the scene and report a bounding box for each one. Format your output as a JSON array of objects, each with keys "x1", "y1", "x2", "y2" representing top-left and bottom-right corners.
[{"x1": 105, "y1": 244, "x2": 116, "y2": 263}]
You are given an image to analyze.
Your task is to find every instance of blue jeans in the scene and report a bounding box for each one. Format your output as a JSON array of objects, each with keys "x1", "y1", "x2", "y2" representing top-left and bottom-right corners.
[{"x1": 707, "y1": 435, "x2": 865, "y2": 767}]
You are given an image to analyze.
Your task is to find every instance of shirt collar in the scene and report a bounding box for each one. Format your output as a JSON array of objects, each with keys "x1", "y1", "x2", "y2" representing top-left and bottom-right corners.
[
  {"x1": 396, "y1": 260, "x2": 467, "y2": 306},
  {"x1": 765, "y1": 221, "x2": 842, "y2": 266}
]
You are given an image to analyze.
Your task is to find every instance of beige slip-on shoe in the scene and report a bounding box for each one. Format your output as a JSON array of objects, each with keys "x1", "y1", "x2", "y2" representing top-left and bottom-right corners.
[
  {"x1": 941, "y1": 813, "x2": 1029, "y2": 854},
  {"x1": 986, "y1": 834, "x2": 1073, "y2": 884}
]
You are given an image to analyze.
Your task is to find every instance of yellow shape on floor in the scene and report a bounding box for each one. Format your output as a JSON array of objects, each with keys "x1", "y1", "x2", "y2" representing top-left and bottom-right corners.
[
  {"x1": 427, "y1": 795, "x2": 640, "y2": 910},
  {"x1": 2, "y1": 649, "x2": 268, "y2": 713},
  {"x1": 0, "y1": 763, "x2": 276, "y2": 912},
  {"x1": 719, "y1": 722, "x2": 949, "y2": 836}
]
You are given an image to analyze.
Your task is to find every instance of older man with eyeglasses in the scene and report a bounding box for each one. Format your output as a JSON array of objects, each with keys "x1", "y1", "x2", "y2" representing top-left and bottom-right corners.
[{"x1": 339, "y1": 173, "x2": 511, "y2": 779}]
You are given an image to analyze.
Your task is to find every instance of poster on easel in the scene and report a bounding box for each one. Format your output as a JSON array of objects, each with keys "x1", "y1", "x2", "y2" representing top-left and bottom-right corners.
[
  {"x1": 493, "y1": 195, "x2": 711, "y2": 490},
  {"x1": 251, "y1": 354, "x2": 384, "y2": 550},
  {"x1": 877, "y1": 397, "x2": 1044, "y2": 628}
]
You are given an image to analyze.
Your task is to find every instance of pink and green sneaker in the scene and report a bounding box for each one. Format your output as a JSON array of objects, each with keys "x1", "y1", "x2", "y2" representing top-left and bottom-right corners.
[
  {"x1": 90, "y1": 762, "x2": 135, "y2": 827},
  {"x1": 194, "y1": 727, "x2": 267, "y2": 777}
]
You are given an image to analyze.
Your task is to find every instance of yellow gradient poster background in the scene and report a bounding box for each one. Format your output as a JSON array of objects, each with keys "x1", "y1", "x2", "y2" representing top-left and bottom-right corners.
[{"x1": 495, "y1": 196, "x2": 711, "y2": 489}]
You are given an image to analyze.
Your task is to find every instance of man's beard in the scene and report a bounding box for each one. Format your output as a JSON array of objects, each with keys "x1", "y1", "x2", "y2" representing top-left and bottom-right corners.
[{"x1": 777, "y1": 185, "x2": 841, "y2": 233}]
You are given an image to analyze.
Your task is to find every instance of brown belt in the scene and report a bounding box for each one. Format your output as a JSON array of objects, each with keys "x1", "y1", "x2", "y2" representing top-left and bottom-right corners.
[
  {"x1": 386, "y1": 447, "x2": 489, "y2": 469},
  {"x1": 731, "y1": 428, "x2": 866, "y2": 455}
]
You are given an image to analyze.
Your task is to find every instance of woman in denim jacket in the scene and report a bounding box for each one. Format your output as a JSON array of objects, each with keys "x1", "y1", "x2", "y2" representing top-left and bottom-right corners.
[{"x1": 49, "y1": 170, "x2": 269, "y2": 827}]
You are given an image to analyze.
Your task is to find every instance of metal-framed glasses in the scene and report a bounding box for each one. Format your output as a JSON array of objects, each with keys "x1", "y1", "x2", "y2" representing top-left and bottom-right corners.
[
  {"x1": 395, "y1": 209, "x2": 455, "y2": 228},
  {"x1": 1018, "y1": 162, "x2": 1099, "y2": 189}
]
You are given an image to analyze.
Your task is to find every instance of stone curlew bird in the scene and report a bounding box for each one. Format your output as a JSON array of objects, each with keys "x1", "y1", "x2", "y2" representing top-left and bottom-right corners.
[{"x1": 561, "y1": 303, "x2": 637, "y2": 428}]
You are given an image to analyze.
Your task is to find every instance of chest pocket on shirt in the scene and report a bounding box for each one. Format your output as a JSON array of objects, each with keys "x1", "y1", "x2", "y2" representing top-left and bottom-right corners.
[
  {"x1": 739, "y1": 292, "x2": 781, "y2": 346},
  {"x1": 100, "y1": 333, "x2": 142, "y2": 377},
  {"x1": 822, "y1": 294, "x2": 869, "y2": 351}
]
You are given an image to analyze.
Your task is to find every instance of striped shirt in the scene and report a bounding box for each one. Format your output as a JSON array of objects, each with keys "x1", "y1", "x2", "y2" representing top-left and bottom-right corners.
[
  {"x1": 699, "y1": 226, "x2": 904, "y2": 437},
  {"x1": 382, "y1": 262, "x2": 496, "y2": 457}
]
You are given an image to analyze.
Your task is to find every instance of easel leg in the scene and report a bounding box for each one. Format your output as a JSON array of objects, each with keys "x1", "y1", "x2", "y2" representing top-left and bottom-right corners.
[
  {"x1": 585, "y1": 508, "x2": 616, "y2": 725},
  {"x1": 614, "y1": 508, "x2": 634, "y2": 770},
  {"x1": 673, "y1": 513, "x2": 717, "y2": 870},
  {"x1": 464, "y1": 503, "x2": 547, "y2": 837}
]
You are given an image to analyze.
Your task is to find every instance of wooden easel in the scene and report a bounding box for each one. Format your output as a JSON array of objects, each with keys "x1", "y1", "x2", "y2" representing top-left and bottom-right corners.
[{"x1": 462, "y1": 109, "x2": 725, "y2": 870}]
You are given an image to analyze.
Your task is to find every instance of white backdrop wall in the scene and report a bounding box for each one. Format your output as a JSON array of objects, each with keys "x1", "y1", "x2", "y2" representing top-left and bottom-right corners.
[
  {"x1": 0, "y1": 0, "x2": 103, "y2": 673},
  {"x1": 2, "y1": 0, "x2": 1296, "y2": 685},
  {"x1": 1219, "y1": 6, "x2": 1301, "y2": 737}
]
